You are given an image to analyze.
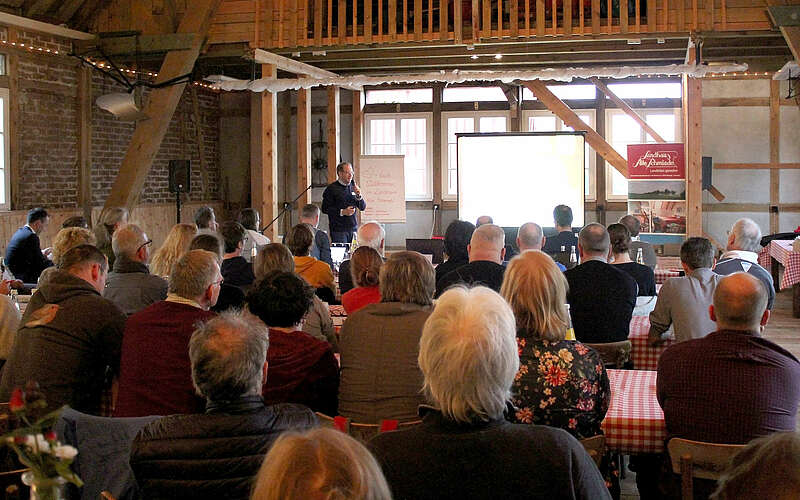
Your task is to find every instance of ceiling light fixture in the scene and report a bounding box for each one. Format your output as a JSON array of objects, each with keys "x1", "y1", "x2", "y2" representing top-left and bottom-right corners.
[
  {"x1": 494, "y1": 54, "x2": 502, "y2": 60},
  {"x1": 471, "y1": 54, "x2": 478, "y2": 60}
]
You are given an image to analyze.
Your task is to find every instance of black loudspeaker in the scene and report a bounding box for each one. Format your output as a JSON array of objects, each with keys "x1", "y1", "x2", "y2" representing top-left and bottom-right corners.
[
  {"x1": 169, "y1": 160, "x2": 191, "y2": 193},
  {"x1": 701, "y1": 156, "x2": 712, "y2": 190}
]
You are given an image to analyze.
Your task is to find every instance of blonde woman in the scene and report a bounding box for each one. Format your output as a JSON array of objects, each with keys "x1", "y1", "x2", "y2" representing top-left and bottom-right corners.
[
  {"x1": 93, "y1": 207, "x2": 128, "y2": 268},
  {"x1": 251, "y1": 427, "x2": 392, "y2": 500},
  {"x1": 38, "y1": 227, "x2": 96, "y2": 285},
  {"x1": 149, "y1": 223, "x2": 198, "y2": 278}
]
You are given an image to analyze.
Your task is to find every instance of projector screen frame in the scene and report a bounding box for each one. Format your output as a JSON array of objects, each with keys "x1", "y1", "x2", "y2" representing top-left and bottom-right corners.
[{"x1": 455, "y1": 131, "x2": 587, "y2": 228}]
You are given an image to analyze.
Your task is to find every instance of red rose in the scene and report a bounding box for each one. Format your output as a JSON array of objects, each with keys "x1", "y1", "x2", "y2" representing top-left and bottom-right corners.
[
  {"x1": 44, "y1": 431, "x2": 57, "y2": 442},
  {"x1": 8, "y1": 388, "x2": 24, "y2": 412}
]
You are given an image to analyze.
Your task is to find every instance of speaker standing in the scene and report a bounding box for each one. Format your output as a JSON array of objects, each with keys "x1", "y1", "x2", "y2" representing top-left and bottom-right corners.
[{"x1": 321, "y1": 162, "x2": 367, "y2": 244}]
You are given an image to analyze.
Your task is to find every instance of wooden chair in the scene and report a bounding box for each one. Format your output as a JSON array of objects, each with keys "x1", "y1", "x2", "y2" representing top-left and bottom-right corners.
[
  {"x1": 100, "y1": 492, "x2": 118, "y2": 500},
  {"x1": 579, "y1": 435, "x2": 605, "y2": 468},
  {"x1": 316, "y1": 412, "x2": 422, "y2": 443},
  {"x1": 667, "y1": 438, "x2": 746, "y2": 500},
  {"x1": 585, "y1": 340, "x2": 632, "y2": 369}
]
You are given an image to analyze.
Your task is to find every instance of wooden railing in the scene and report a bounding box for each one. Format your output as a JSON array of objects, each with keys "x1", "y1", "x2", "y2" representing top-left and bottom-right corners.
[{"x1": 208, "y1": 0, "x2": 780, "y2": 49}]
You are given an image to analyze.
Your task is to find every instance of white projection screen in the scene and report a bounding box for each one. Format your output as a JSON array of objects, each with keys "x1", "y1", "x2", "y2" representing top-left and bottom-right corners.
[{"x1": 457, "y1": 132, "x2": 586, "y2": 228}]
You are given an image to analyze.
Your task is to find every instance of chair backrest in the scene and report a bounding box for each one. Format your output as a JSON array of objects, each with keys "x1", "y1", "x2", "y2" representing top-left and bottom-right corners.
[
  {"x1": 585, "y1": 340, "x2": 632, "y2": 368},
  {"x1": 667, "y1": 438, "x2": 746, "y2": 500},
  {"x1": 315, "y1": 412, "x2": 422, "y2": 443},
  {"x1": 579, "y1": 435, "x2": 605, "y2": 468}
]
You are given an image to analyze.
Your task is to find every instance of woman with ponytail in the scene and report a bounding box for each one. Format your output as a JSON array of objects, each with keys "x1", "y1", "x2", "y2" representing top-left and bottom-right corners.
[{"x1": 341, "y1": 246, "x2": 383, "y2": 315}]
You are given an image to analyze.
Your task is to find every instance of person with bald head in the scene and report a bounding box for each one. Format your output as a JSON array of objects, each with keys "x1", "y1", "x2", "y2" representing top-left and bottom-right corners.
[
  {"x1": 435, "y1": 224, "x2": 507, "y2": 298},
  {"x1": 517, "y1": 222, "x2": 565, "y2": 271},
  {"x1": 713, "y1": 217, "x2": 775, "y2": 310},
  {"x1": 338, "y1": 221, "x2": 385, "y2": 295},
  {"x1": 564, "y1": 223, "x2": 637, "y2": 344},
  {"x1": 475, "y1": 215, "x2": 493, "y2": 227}
]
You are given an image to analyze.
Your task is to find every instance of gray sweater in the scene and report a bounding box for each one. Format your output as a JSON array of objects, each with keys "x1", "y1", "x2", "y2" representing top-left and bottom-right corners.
[{"x1": 649, "y1": 267, "x2": 720, "y2": 344}]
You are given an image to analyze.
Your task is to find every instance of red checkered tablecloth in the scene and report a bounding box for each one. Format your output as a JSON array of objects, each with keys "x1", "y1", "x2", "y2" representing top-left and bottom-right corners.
[
  {"x1": 764, "y1": 240, "x2": 800, "y2": 290},
  {"x1": 654, "y1": 268, "x2": 681, "y2": 284},
  {"x1": 629, "y1": 316, "x2": 672, "y2": 371},
  {"x1": 601, "y1": 369, "x2": 666, "y2": 454}
]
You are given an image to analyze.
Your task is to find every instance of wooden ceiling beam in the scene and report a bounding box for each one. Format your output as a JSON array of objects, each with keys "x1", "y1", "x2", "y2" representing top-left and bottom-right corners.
[
  {"x1": 768, "y1": 6, "x2": 800, "y2": 62},
  {"x1": 25, "y1": 0, "x2": 59, "y2": 18},
  {"x1": 0, "y1": 11, "x2": 93, "y2": 39},
  {"x1": 74, "y1": 33, "x2": 198, "y2": 57},
  {"x1": 590, "y1": 76, "x2": 666, "y2": 142},
  {"x1": 54, "y1": 0, "x2": 85, "y2": 24},
  {"x1": 248, "y1": 48, "x2": 338, "y2": 79}
]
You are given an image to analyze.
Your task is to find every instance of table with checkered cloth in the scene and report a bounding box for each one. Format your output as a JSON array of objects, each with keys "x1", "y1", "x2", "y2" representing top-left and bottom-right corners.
[
  {"x1": 629, "y1": 316, "x2": 672, "y2": 371},
  {"x1": 760, "y1": 240, "x2": 800, "y2": 290},
  {"x1": 654, "y1": 268, "x2": 681, "y2": 284},
  {"x1": 601, "y1": 369, "x2": 666, "y2": 454}
]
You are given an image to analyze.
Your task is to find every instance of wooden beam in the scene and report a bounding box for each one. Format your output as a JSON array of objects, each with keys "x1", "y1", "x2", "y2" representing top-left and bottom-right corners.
[
  {"x1": 522, "y1": 80, "x2": 628, "y2": 177},
  {"x1": 768, "y1": 4, "x2": 800, "y2": 63},
  {"x1": 432, "y1": 84, "x2": 443, "y2": 235},
  {"x1": 190, "y1": 86, "x2": 209, "y2": 197},
  {"x1": 770, "y1": 79, "x2": 780, "y2": 233},
  {"x1": 707, "y1": 185, "x2": 725, "y2": 202},
  {"x1": 715, "y1": 163, "x2": 800, "y2": 169},
  {"x1": 103, "y1": 0, "x2": 223, "y2": 212},
  {"x1": 780, "y1": 26, "x2": 800, "y2": 63},
  {"x1": 77, "y1": 65, "x2": 92, "y2": 223},
  {"x1": 682, "y1": 71, "x2": 703, "y2": 237},
  {"x1": 590, "y1": 77, "x2": 666, "y2": 143},
  {"x1": 327, "y1": 86, "x2": 340, "y2": 184},
  {"x1": 250, "y1": 49, "x2": 338, "y2": 78},
  {"x1": 251, "y1": 64, "x2": 279, "y2": 242},
  {"x1": 74, "y1": 33, "x2": 198, "y2": 57},
  {"x1": 352, "y1": 89, "x2": 364, "y2": 179},
  {"x1": 26, "y1": 0, "x2": 60, "y2": 18},
  {"x1": 594, "y1": 87, "x2": 607, "y2": 223},
  {"x1": 54, "y1": 0, "x2": 85, "y2": 24},
  {"x1": 0, "y1": 12, "x2": 94, "y2": 40},
  {"x1": 298, "y1": 85, "x2": 312, "y2": 207}
]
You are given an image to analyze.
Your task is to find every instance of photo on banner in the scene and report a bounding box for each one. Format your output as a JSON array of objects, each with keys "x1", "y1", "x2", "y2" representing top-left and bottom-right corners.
[{"x1": 627, "y1": 143, "x2": 686, "y2": 241}]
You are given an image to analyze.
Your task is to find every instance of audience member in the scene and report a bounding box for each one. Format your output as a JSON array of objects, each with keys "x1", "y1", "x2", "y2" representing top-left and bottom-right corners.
[
  {"x1": 238, "y1": 208, "x2": 270, "y2": 263},
  {"x1": 253, "y1": 243, "x2": 336, "y2": 349},
  {"x1": 542, "y1": 204, "x2": 579, "y2": 254},
  {"x1": 516, "y1": 222, "x2": 565, "y2": 271},
  {"x1": 61, "y1": 215, "x2": 88, "y2": 229},
  {"x1": 368, "y1": 286, "x2": 610, "y2": 500},
  {"x1": 300, "y1": 203, "x2": 333, "y2": 270},
  {"x1": 475, "y1": 215, "x2": 493, "y2": 227},
  {"x1": 0, "y1": 245, "x2": 125, "y2": 414},
  {"x1": 194, "y1": 205, "x2": 218, "y2": 233},
  {"x1": 219, "y1": 221, "x2": 256, "y2": 291},
  {"x1": 0, "y1": 280, "x2": 21, "y2": 370},
  {"x1": 565, "y1": 224, "x2": 637, "y2": 344},
  {"x1": 5, "y1": 207, "x2": 54, "y2": 283},
  {"x1": 93, "y1": 207, "x2": 128, "y2": 270},
  {"x1": 252, "y1": 428, "x2": 391, "y2": 500},
  {"x1": 711, "y1": 431, "x2": 800, "y2": 500},
  {"x1": 608, "y1": 223, "x2": 655, "y2": 296},
  {"x1": 189, "y1": 233, "x2": 245, "y2": 313},
  {"x1": 285, "y1": 224, "x2": 335, "y2": 302},
  {"x1": 103, "y1": 223, "x2": 167, "y2": 316},
  {"x1": 341, "y1": 246, "x2": 382, "y2": 314},
  {"x1": 338, "y1": 251, "x2": 434, "y2": 423},
  {"x1": 246, "y1": 271, "x2": 339, "y2": 416},
  {"x1": 435, "y1": 220, "x2": 475, "y2": 285},
  {"x1": 37, "y1": 226, "x2": 96, "y2": 286},
  {"x1": 649, "y1": 237, "x2": 720, "y2": 345},
  {"x1": 130, "y1": 311, "x2": 317, "y2": 500},
  {"x1": 114, "y1": 250, "x2": 220, "y2": 417},
  {"x1": 339, "y1": 221, "x2": 385, "y2": 295},
  {"x1": 619, "y1": 214, "x2": 657, "y2": 269},
  {"x1": 435, "y1": 224, "x2": 506, "y2": 297},
  {"x1": 149, "y1": 222, "x2": 197, "y2": 278},
  {"x1": 714, "y1": 218, "x2": 774, "y2": 309}
]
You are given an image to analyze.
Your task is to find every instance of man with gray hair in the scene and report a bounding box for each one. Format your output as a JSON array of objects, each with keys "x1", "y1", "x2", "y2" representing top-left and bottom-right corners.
[
  {"x1": 564, "y1": 223, "x2": 637, "y2": 343},
  {"x1": 130, "y1": 311, "x2": 317, "y2": 499},
  {"x1": 435, "y1": 224, "x2": 507, "y2": 297},
  {"x1": 299, "y1": 203, "x2": 333, "y2": 270},
  {"x1": 516, "y1": 222, "x2": 565, "y2": 271},
  {"x1": 338, "y1": 221, "x2": 385, "y2": 295},
  {"x1": 114, "y1": 250, "x2": 221, "y2": 417},
  {"x1": 713, "y1": 218, "x2": 774, "y2": 309},
  {"x1": 369, "y1": 286, "x2": 609, "y2": 499},
  {"x1": 103, "y1": 223, "x2": 167, "y2": 316}
]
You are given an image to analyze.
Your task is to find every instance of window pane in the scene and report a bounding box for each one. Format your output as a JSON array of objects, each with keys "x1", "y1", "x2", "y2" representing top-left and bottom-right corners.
[
  {"x1": 478, "y1": 116, "x2": 506, "y2": 132},
  {"x1": 443, "y1": 86, "x2": 507, "y2": 102},
  {"x1": 547, "y1": 84, "x2": 596, "y2": 100},
  {"x1": 611, "y1": 114, "x2": 640, "y2": 143},
  {"x1": 606, "y1": 82, "x2": 682, "y2": 99},
  {"x1": 645, "y1": 113, "x2": 676, "y2": 142},
  {"x1": 0, "y1": 55, "x2": 6, "y2": 76},
  {"x1": 365, "y1": 88, "x2": 432, "y2": 104},
  {"x1": 369, "y1": 119, "x2": 396, "y2": 154},
  {"x1": 531, "y1": 116, "x2": 557, "y2": 131},
  {"x1": 447, "y1": 117, "x2": 474, "y2": 143},
  {"x1": 400, "y1": 119, "x2": 428, "y2": 198},
  {"x1": 610, "y1": 168, "x2": 628, "y2": 196},
  {"x1": 400, "y1": 118, "x2": 426, "y2": 144}
]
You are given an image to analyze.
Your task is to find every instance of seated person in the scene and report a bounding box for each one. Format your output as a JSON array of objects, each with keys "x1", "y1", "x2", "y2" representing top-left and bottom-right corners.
[
  {"x1": 619, "y1": 214, "x2": 657, "y2": 269},
  {"x1": 194, "y1": 205, "x2": 218, "y2": 233},
  {"x1": 299, "y1": 203, "x2": 333, "y2": 270},
  {"x1": 516, "y1": 222, "x2": 565, "y2": 271},
  {"x1": 251, "y1": 428, "x2": 391, "y2": 500},
  {"x1": 475, "y1": 215, "x2": 493, "y2": 226},
  {"x1": 338, "y1": 251, "x2": 434, "y2": 423},
  {"x1": 368, "y1": 286, "x2": 610, "y2": 500},
  {"x1": 238, "y1": 208, "x2": 270, "y2": 263},
  {"x1": 219, "y1": 221, "x2": 255, "y2": 291},
  {"x1": 607, "y1": 223, "x2": 655, "y2": 296},
  {"x1": 246, "y1": 271, "x2": 339, "y2": 416},
  {"x1": 565, "y1": 224, "x2": 637, "y2": 344},
  {"x1": 714, "y1": 218, "x2": 775, "y2": 310},
  {"x1": 37, "y1": 226, "x2": 96, "y2": 286},
  {"x1": 542, "y1": 204, "x2": 579, "y2": 255},
  {"x1": 649, "y1": 237, "x2": 720, "y2": 345},
  {"x1": 130, "y1": 311, "x2": 317, "y2": 500},
  {"x1": 5, "y1": 207, "x2": 54, "y2": 283},
  {"x1": 114, "y1": 250, "x2": 220, "y2": 417},
  {"x1": 338, "y1": 221, "x2": 385, "y2": 295},
  {"x1": 435, "y1": 224, "x2": 506, "y2": 298},
  {"x1": 435, "y1": 220, "x2": 475, "y2": 286},
  {"x1": 149, "y1": 223, "x2": 198, "y2": 278},
  {"x1": 284, "y1": 224, "x2": 336, "y2": 302},
  {"x1": 189, "y1": 233, "x2": 245, "y2": 313},
  {"x1": 341, "y1": 246, "x2": 382, "y2": 315}
]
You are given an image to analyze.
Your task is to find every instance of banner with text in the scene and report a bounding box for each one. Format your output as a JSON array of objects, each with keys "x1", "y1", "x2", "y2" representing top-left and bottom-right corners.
[{"x1": 627, "y1": 143, "x2": 686, "y2": 238}]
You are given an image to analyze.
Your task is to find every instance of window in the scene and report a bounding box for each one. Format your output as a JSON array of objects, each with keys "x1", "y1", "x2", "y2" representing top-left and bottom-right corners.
[
  {"x1": 365, "y1": 88, "x2": 432, "y2": 104},
  {"x1": 364, "y1": 113, "x2": 432, "y2": 200},
  {"x1": 605, "y1": 108, "x2": 682, "y2": 200},
  {"x1": 522, "y1": 84, "x2": 597, "y2": 101},
  {"x1": 0, "y1": 88, "x2": 8, "y2": 209},
  {"x1": 606, "y1": 82, "x2": 682, "y2": 99},
  {"x1": 442, "y1": 86, "x2": 507, "y2": 102},
  {"x1": 441, "y1": 111, "x2": 509, "y2": 198},
  {"x1": 522, "y1": 110, "x2": 596, "y2": 201}
]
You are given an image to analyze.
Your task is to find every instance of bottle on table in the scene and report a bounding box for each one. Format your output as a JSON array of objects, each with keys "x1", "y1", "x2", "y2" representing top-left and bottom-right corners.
[
  {"x1": 9, "y1": 289, "x2": 18, "y2": 312},
  {"x1": 569, "y1": 245, "x2": 578, "y2": 268},
  {"x1": 565, "y1": 303, "x2": 576, "y2": 341},
  {"x1": 636, "y1": 248, "x2": 644, "y2": 265}
]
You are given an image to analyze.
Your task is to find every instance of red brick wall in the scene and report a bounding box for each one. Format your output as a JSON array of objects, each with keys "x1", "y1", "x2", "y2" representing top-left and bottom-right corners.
[{"x1": 12, "y1": 30, "x2": 220, "y2": 210}]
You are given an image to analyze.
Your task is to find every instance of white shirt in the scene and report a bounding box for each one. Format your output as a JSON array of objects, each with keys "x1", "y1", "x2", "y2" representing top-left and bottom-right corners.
[{"x1": 719, "y1": 249, "x2": 759, "y2": 264}]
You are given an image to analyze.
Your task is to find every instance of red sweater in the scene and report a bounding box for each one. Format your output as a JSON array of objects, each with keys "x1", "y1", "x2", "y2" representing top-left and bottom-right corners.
[
  {"x1": 341, "y1": 286, "x2": 382, "y2": 315},
  {"x1": 114, "y1": 301, "x2": 215, "y2": 417}
]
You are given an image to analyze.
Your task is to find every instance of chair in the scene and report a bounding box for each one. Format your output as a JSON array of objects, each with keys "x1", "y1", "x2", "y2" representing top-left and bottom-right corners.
[
  {"x1": 316, "y1": 412, "x2": 422, "y2": 443},
  {"x1": 667, "y1": 438, "x2": 746, "y2": 500},
  {"x1": 579, "y1": 435, "x2": 605, "y2": 468},
  {"x1": 585, "y1": 340, "x2": 632, "y2": 369}
]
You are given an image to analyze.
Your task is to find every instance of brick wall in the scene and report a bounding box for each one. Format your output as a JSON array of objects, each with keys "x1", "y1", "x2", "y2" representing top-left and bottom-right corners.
[{"x1": 11, "y1": 30, "x2": 220, "y2": 210}]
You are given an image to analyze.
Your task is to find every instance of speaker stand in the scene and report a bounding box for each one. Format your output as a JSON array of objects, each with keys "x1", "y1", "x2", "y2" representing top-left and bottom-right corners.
[{"x1": 175, "y1": 185, "x2": 183, "y2": 224}]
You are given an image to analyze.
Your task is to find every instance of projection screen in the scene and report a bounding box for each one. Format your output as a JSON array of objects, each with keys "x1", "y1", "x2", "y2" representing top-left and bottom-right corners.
[{"x1": 457, "y1": 132, "x2": 586, "y2": 228}]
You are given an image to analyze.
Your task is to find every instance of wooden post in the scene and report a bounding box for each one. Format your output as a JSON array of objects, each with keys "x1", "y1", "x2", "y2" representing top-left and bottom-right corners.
[
  {"x1": 77, "y1": 64, "x2": 92, "y2": 223},
  {"x1": 682, "y1": 70, "x2": 702, "y2": 237},
  {"x1": 595, "y1": 86, "x2": 607, "y2": 224},
  {"x1": 297, "y1": 84, "x2": 312, "y2": 207},
  {"x1": 352, "y1": 89, "x2": 364, "y2": 183},
  {"x1": 103, "y1": 0, "x2": 223, "y2": 213},
  {"x1": 432, "y1": 84, "x2": 443, "y2": 235},
  {"x1": 770, "y1": 79, "x2": 780, "y2": 234},
  {"x1": 327, "y1": 86, "x2": 340, "y2": 184},
  {"x1": 251, "y1": 64, "x2": 279, "y2": 242}
]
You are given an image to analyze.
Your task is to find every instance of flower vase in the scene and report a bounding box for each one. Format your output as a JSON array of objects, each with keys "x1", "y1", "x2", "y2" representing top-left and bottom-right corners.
[{"x1": 21, "y1": 472, "x2": 66, "y2": 500}]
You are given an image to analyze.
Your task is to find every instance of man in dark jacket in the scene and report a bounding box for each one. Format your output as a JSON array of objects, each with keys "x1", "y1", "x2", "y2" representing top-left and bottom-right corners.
[
  {"x1": 435, "y1": 224, "x2": 506, "y2": 298},
  {"x1": 0, "y1": 245, "x2": 125, "y2": 414},
  {"x1": 130, "y1": 310, "x2": 317, "y2": 500},
  {"x1": 4, "y1": 207, "x2": 53, "y2": 283},
  {"x1": 300, "y1": 203, "x2": 333, "y2": 270},
  {"x1": 219, "y1": 221, "x2": 255, "y2": 291},
  {"x1": 321, "y1": 162, "x2": 367, "y2": 244},
  {"x1": 103, "y1": 223, "x2": 167, "y2": 316}
]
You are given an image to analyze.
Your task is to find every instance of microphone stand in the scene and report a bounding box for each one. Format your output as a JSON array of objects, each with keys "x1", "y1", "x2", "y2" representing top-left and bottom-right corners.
[{"x1": 260, "y1": 184, "x2": 315, "y2": 234}]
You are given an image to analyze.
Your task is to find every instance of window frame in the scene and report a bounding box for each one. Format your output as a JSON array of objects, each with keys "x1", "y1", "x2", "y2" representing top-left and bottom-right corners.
[{"x1": 364, "y1": 112, "x2": 434, "y2": 201}]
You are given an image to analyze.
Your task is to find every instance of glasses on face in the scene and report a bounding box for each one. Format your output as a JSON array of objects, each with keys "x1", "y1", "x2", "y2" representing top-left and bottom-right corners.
[{"x1": 137, "y1": 240, "x2": 153, "y2": 253}]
